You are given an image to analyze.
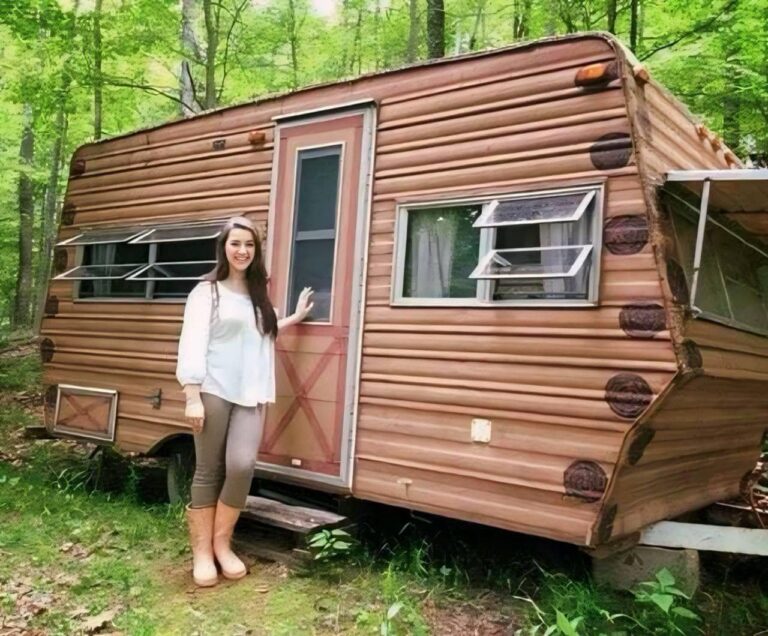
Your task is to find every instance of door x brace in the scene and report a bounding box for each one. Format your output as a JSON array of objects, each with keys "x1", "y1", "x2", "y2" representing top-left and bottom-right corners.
[
  {"x1": 262, "y1": 337, "x2": 343, "y2": 461},
  {"x1": 58, "y1": 393, "x2": 109, "y2": 431}
]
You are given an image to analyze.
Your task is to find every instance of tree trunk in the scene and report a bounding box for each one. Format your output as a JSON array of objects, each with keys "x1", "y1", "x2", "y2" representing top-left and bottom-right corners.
[
  {"x1": 13, "y1": 104, "x2": 35, "y2": 329},
  {"x1": 543, "y1": 0, "x2": 557, "y2": 35},
  {"x1": 629, "y1": 0, "x2": 639, "y2": 51},
  {"x1": 722, "y1": 23, "x2": 741, "y2": 151},
  {"x1": 202, "y1": 0, "x2": 218, "y2": 109},
  {"x1": 287, "y1": 0, "x2": 299, "y2": 89},
  {"x1": 373, "y1": 0, "x2": 381, "y2": 70},
  {"x1": 35, "y1": 111, "x2": 67, "y2": 327},
  {"x1": 93, "y1": 0, "x2": 103, "y2": 139},
  {"x1": 180, "y1": 0, "x2": 200, "y2": 116},
  {"x1": 426, "y1": 0, "x2": 444, "y2": 59},
  {"x1": 352, "y1": 3, "x2": 364, "y2": 74},
  {"x1": 606, "y1": 0, "x2": 617, "y2": 33},
  {"x1": 513, "y1": 0, "x2": 532, "y2": 40},
  {"x1": 468, "y1": 0, "x2": 486, "y2": 50},
  {"x1": 407, "y1": 0, "x2": 418, "y2": 62},
  {"x1": 34, "y1": 1, "x2": 78, "y2": 332}
]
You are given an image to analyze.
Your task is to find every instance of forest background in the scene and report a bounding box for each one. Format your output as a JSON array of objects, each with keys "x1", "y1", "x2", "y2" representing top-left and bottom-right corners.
[{"x1": 1, "y1": 0, "x2": 767, "y2": 336}]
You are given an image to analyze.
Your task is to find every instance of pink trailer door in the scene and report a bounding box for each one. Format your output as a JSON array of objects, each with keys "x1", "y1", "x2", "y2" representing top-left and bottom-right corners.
[{"x1": 260, "y1": 106, "x2": 374, "y2": 490}]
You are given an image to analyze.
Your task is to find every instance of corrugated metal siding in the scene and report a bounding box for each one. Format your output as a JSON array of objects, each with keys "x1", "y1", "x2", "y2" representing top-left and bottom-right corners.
[
  {"x1": 352, "y1": 38, "x2": 677, "y2": 545},
  {"x1": 596, "y1": 65, "x2": 768, "y2": 544},
  {"x1": 44, "y1": 113, "x2": 279, "y2": 452},
  {"x1": 41, "y1": 35, "x2": 680, "y2": 545},
  {"x1": 605, "y1": 376, "x2": 768, "y2": 540}
]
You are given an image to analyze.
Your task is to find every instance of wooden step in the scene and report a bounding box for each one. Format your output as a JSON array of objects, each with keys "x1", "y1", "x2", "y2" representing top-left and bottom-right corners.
[
  {"x1": 23, "y1": 425, "x2": 55, "y2": 440},
  {"x1": 241, "y1": 495, "x2": 347, "y2": 534}
]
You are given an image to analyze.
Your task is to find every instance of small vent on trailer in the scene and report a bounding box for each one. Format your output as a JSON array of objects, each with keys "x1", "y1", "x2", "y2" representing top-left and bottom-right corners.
[{"x1": 52, "y1": 385, "x2": 118, "y2": 443}]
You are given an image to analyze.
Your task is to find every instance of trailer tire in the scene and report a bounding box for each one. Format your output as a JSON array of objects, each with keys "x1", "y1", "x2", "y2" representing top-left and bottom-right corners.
[{"x1": 166, "y1": 440, "x2": 195, "y2": 505}]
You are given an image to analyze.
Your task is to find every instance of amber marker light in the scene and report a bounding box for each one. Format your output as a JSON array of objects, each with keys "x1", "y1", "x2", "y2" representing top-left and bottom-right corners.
[
  {"x1": 695, "y1": 124, "x2": 707, "y2": 140},
  {"x1": 248, "y1": 130, "x2": 266, "y2": 146},
  {"x1": 632, "y1": 64, "x2": 650, "y2": 84},
  {"x1": 574, "y1": 62, "x2": 617, "y2": 87}
]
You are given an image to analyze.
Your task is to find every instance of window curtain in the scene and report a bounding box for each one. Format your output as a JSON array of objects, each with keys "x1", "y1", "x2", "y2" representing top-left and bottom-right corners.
[
  {"x1": 408, "y1": 213, "x2": 459, "y2": 297},
  {"x1": 539, "y1": 219, "x2": 589, "y2": 296},
  {"x1": 92, "y1": 243, "x2": 117, "y2": 296}
]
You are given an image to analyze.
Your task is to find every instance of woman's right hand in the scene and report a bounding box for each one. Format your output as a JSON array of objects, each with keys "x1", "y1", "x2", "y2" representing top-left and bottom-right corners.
[{"x1": 185, "y1": 400, "x2": 205, "y2": 434}]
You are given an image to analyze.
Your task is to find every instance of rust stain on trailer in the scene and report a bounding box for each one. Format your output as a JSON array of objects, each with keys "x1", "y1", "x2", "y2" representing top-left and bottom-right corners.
[
  {"x1": 603, "y1": 215, "x2": 648, "y2": 254},
  {"x1": 626, "y1": 426, "x2": 655, "y2": 465},
  {"x1": 39, "y1": 338, "x2": 55, "y2": 363},
  {"x1": 604, "y1": 373, "x2": 653, "y2": 419},
  {"x1": 665, "y1": 258, "x2": 690, "y2": 305},
  {"x1": 589, "y1": 132, "x2": 632, "y2": 170},
  {"x1": 564, "y1": 460, "x2": 607, "y2": 502},
  {"x1": 53, "y1": 249, "x2": 68, "y2": 274},
  {"x1": 618, "y1": 302, "x2": 666, "y2": 338}
]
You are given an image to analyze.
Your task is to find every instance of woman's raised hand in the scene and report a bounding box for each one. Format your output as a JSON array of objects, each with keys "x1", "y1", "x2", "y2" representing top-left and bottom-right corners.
[
  {"x1": 294, "y1": 287, "x2": 315, "y2": 321},
  {"x1": 185, "y1": 400, "x2": 205, "y2": 434}
]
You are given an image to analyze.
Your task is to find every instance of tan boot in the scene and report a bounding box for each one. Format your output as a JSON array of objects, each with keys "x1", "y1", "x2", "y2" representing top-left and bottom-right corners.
[
  {"x1": 213, "y1": 501, "x2": 247, "y2": 580},
  {"x1": 186, "y1": 505, "x2": 218, "y2": 587}
]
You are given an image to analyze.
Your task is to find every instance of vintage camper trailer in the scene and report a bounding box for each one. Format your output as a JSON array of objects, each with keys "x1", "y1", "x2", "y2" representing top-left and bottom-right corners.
[{"x1": 39, "y1": 32, "x2": 768, "y2": 548}]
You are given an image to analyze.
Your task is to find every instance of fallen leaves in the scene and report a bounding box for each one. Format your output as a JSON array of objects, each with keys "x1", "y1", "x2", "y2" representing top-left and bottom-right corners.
[
  {"x1": 78, "y1": 607, "x2": 119, "y2": 634},
  {"x1": 0, "y1": 579, "x2": 54, "y2": 635},
  {"x1": 59, "y1": 542, "x2": 90, "y2": 560}
]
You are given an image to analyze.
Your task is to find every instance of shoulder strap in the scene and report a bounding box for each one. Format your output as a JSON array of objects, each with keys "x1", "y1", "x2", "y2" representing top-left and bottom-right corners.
[{"x1": 209, "y1": 281, "x2": 220, "y2": 324}]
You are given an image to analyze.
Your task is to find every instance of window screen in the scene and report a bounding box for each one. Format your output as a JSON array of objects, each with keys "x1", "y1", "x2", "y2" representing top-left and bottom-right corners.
[
  {"x1": 56, "y1": 227, "x2": 150, "y2": 246},
  {"x1": 55, "y1": 221, "x2": 222, "y2": 300},
  {"x1": 130, "y1": 223, "x2": 223, "y2": 244},
  {"x1": 287, "y1": 146, "x2": 342, "y2": 321},
  {"x1": 667, "y1": 190, "x2": 768, "y2": 333},
  {"x1": 474, "y1": 190, "x2": 595, "y2": 228},
  {"x1": 402, "y1": 206, "x2": 481, "y2": 298}
]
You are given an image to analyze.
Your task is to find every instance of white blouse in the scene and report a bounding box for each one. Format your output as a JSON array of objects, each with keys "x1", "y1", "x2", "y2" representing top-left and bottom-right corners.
[{"x1": 176, "y1": 281, "x2": 276, "y2": 406}]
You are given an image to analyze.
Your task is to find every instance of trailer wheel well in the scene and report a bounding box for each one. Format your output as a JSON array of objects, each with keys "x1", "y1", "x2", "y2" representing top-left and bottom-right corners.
[
  {"x1": 147, "y1": 434, "x2": 193, "y2": 457},
  {"x1": 149, "y1": 435, "x2": 195, "y2": 505}
]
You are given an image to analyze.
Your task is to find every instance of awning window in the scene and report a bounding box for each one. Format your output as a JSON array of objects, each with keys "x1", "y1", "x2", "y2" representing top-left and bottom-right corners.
[
  {"x1": 56, "y1": 227, "x2": 151, "y2": 247},
  {"x1": 470, "y1": 245, "x2": 592, "y2": 279},
  {"x1": 126, "y1": 261, "x2": 216, "y2": 281},
  {"x1": 128, "y1": 222, "x2": 224, "y2": 244},
  {"x1": 473, "y1": 190, "x2": 595, "y2": 228},
  {"x1": 55, "y1": 264, "x2": 146, "y2": 280},
  {"x1": 663, "y1": 169, "x2": 768, "y2": 335}
]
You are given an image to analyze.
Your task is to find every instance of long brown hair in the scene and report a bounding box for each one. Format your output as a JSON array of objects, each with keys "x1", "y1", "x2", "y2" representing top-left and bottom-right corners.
[{"x1": 205, "y1": 216, "x2": 278, "y2": 338}]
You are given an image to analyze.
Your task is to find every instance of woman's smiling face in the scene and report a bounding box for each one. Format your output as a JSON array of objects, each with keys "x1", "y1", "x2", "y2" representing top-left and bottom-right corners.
[{"x1": 225, "y1": 227, "x2": 256, "y2": 272}]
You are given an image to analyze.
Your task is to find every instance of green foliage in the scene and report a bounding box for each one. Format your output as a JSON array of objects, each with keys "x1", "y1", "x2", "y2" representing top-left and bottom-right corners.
[
  {"x1": 0, "y1": 0, "x2": 767, "y2": 328},
  {"x1": 632, "y1": 568, "x2": 702, "y2": 635},
  {"x1": 0, "y1": 351, "x2": 40, "y2": 392},
  {"x1": 307, "y1": 527, "x2": 357, "y2": 560}
]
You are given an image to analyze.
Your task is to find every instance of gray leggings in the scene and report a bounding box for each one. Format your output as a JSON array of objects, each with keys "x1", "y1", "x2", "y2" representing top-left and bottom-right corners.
[{"x1": 190, "y1": 392, "x2": 264, "y2": 509}]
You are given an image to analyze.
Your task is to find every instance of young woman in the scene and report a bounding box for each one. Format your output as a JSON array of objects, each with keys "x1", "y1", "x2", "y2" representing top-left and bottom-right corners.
[{"x1": 176, "y1": 216, "x2": 313, "y2": 587}]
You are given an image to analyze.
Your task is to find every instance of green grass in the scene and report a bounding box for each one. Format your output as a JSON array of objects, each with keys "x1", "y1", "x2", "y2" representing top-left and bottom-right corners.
[
  {"x1": 0, "y1": 348, "x2": 41, "y2": 392},
  {"x1": 1, "y1": 351, "x2": 766, "y2": 635}
]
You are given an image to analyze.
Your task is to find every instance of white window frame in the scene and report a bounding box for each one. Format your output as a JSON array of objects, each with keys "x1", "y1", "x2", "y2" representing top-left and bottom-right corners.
[
  {"x1": 665, "y1": 187, "x2": 768, "y2": 337},
  {"x1": 474, "y1": 189, "x2": 596, "y2": 228},
  {"x1": 284, "y1": 142, "x2": 346, "y2": 325},
  {"x1": 126, "y1": 260, "x2": 218, "y2": 281},
  {"x1": 470, "y1": 245, "x2": 593, "y2": 280},
  {"x1": 55, "y1": 227, "x2": 152, "y2": 246},
  {"x1": 128, "y1": 223, "x2": 224, "y2": 244},
  {"x1": 391, "y1": 184, "x2": 604, "y2": 308},
  {"x1": 56, "y1": 263, "x2": 147, "y2": 281}
]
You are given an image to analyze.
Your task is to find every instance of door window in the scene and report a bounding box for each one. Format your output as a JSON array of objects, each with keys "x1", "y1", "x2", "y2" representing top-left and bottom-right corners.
[{"x1": 287, "y1": 145, "x2": 342, "y2": 321}]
